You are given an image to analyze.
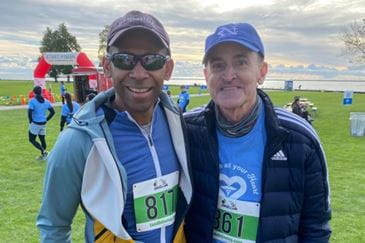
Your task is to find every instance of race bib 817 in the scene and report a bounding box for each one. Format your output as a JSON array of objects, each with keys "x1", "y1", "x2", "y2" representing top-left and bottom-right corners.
[{"x1": 133, "y1": 171, "x2": 179, "y2": 232}]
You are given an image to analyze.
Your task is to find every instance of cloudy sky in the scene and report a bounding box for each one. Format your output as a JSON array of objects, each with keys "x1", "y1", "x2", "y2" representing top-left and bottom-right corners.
[{"x1": 0, "y1": 0, "x2": 364, "y2": 81}]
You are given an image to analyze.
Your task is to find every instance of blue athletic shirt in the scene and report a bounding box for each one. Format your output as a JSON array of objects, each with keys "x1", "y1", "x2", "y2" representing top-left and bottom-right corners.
[
  {"x1": 214, "y1": 102, "x2": 266, "y2": 243},
  {"x1": 178, "y1": 91, "x2": 189, "y2": 110},
  {"x1": 60, "y1": 84, "x2": 66, "y2": 95},
  {"x1": 103, "y1": 102, "x2": 180, "y2": 243},
  {"x1": 28, "y1": 98, "x2": 53, "y2": 123},
  {"x1": 61, "y1": 102, "x2": 80, "y2": 124}
]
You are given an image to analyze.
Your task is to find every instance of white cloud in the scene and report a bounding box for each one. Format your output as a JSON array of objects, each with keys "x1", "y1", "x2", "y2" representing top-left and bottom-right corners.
[{"x1": 0, "y1": 0, "x2": 364, "y2": 80}]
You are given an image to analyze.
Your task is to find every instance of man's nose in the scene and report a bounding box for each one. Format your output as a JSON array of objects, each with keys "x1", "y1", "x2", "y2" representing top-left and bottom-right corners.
[
  {"x1": 129, "y1": 61, "x2": 149, "y2": 80},
  {"x1": 222, "y1": 65, "x2": 237, "y2": 81}
]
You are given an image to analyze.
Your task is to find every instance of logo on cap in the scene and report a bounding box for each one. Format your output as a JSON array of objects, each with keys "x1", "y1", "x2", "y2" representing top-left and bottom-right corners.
[{"x1": 217, "y1": 25, "x2": 239, "y2": 38}]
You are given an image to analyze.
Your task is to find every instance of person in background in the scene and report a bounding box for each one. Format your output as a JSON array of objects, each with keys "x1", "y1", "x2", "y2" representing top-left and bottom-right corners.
[
  {"x1": 37, "y1": 10, "x2": 192, "y2": 242},
  {"x1": 166, "y1": 90, "x2": 175, "y2": 104},
  {"x1": 86, "y1": 92, "x2": 96, "y2": 102},
  {"x1": 291, "y1": 96, "x2": 302, "y2": 116},
  {"x1": 60, "y1": 81, "x2": 67, "y2": 104},
  {"x1": 184, "y1": 22, "x2": 331, "y2": 242},
  {"x1": 177, "y1": 85, "x2": 190, "y2": 112},
  {"x1": 28, "y1": 86, "x2": 55, "y2": 160},
  {"x1": 60, "y1": 92, "x2": 80, "y2": 131},
  {"x1": 292, "y1": 96, "x2": 312, "y2": 124}
]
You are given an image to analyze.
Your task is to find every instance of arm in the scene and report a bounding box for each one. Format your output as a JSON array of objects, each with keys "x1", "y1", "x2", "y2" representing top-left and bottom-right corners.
[
  {"x1": 185, "y1": 99, "x2": 190, "y2": 108},
  {"x1": 47, "y1": 107, "x2": 55, "y2": 121},
  {"x1": 28, "y1": 109, "x2": 33, "y2": 123},
  {"x1": 60, "y1": 116, "x2": 67, "y2": 131},
  {"x1": 299, "y1": 145, "x2": 331, "y2": 242},
  {"x1": 36, "y1": 129, "x2": 90, "y2": 242}
]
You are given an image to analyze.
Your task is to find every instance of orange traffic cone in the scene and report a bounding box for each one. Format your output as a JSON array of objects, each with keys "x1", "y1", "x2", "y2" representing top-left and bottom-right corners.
[
  {"x1": 50, "y1": 93, "x2": 55, "y2": 103},
  {"x1": 21, "y1": 96, "x2": 27, "y2": 105}
]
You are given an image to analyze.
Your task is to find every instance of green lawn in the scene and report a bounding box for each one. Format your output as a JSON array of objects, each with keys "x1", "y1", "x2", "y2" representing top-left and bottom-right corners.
[
  {"x1": 0, "y1": 80, "x2": 207, "y2": 105},
  {"x1": 0, "y1": 87, "x2": 364, "y2": 241}
]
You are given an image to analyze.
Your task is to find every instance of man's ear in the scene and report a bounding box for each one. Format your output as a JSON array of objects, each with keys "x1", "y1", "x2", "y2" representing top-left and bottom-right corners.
[
  {"x1": 102, "y1": 56, "x2": 112, "y2": 78},
  {"x1": 163, "y1": 59, "x2": 174, "y2": 80},
  {"x1": 258, "y1": 61, "x2": 268, "y2": 85},
  {"x1": 203, "y1": 66, "x2": 208, "y2": 81}
]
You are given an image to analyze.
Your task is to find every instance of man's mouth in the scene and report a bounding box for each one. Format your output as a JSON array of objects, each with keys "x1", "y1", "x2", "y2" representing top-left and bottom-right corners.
[
  {"x1": 127, "y1": 87, "x2": 152, "y2": 93},
  {"x1": 220, "y1": 86, "x2": 240, "y2": 91}
]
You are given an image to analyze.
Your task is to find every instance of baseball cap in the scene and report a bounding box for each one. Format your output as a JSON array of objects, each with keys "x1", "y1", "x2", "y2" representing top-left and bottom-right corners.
[
  {"x1": 107, "y1": 10, "x2": 170, "y2": 53},
  {"x1": 203, "y1": 23, "x2": 264, "y2": 64}
]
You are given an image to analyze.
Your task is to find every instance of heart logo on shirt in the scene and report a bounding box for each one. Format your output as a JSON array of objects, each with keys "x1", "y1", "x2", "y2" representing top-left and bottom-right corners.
[{"x1": 219, "y1": 174, "x2": 247, "y2": 199}]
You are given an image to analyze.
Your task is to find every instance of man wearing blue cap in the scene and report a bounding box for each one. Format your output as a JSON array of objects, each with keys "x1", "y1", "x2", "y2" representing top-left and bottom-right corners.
[{"x1": 184, "y1": 23, "x2": 331, "y2": 242}]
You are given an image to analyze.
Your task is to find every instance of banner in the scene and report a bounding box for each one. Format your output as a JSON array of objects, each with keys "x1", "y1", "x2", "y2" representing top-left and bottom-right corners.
[{"x1": 43, "y1": 52, "x2": 78, "y2": 65}]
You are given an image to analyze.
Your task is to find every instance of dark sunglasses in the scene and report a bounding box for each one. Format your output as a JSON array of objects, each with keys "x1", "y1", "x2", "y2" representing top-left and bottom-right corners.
[{"x1": 107, "y1": 53, "x2": 170, "y2": 71}]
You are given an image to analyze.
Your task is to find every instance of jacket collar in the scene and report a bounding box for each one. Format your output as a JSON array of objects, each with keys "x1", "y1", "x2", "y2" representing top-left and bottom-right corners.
[{"x1": 204, "y1": 89, "x2": 289, "y2": 147}]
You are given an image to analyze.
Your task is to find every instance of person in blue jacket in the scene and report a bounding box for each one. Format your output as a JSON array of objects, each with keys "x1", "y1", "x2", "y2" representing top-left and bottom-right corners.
[
  {"x1": 184, "y1": 23, "x2": 331, "y2": 242},
  {"x1": 37, "y1": 10, "x2": 192, "y2": 243},
  {"x1": 177, "y1": 85, "x2": 190, "y2": 112},
  {"x1": 28, "y1": 86, "x2": 55, "y2": 160},
  {"x1": 60, "y1": 92, "x2": 80, "y2": 131},
  {"x1": 60, "y1": 81, "x2": 66, "y2": 104}
]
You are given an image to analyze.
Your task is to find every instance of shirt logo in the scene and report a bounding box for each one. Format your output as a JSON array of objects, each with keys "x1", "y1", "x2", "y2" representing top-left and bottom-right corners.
[
  {"x1": 219, "y1": 174, "x2": 247, "y2": 199},
  {"x1": 271, "y1": 150, "x2": 287, "y2": 161}
]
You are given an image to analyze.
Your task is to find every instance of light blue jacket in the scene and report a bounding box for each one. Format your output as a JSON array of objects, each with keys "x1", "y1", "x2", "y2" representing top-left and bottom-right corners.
[{"x1": 36, "y1": 88, "x2": 192, "y2": 242}]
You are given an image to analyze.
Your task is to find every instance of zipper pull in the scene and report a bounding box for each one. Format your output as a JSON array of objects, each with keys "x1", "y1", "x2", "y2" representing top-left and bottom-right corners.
[{"x1": 148, "y1": 134, "x2": 153, "y2": 146}]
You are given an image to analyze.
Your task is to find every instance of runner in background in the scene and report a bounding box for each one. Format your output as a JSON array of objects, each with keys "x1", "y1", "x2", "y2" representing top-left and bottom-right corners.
[
  {"x1": 60, "y1": 81, "x2": 66, "y2": 104},
  {"x1": 60, "y1": 92, "x2": 80, "y2": 131},
  {"x1": 28, "y1": 86, "x2": 55, "y2": 160},
  {"x1": 177, "y1": 85, "x2": 190, "y2": 112}
]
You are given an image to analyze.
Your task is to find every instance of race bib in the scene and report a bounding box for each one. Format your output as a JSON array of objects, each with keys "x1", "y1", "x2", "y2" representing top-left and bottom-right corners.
[
  {"x1": 213, "y1": 196, "x2": 260, "y2": 243},
  {"x1": 133, "y1": 171, "x2": 179, "y2": 232}
]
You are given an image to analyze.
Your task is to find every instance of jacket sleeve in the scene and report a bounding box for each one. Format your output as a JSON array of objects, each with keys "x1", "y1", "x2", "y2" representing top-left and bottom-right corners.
[
  {"x1": 36, "y1": 129, "x2": 91, "y2": 242},
  {"x1": 299, "y1": 144, "x2": 331, "y2": 242}
]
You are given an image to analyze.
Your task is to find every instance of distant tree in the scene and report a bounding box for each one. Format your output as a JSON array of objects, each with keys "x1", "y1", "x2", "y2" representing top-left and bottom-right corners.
[
  {"x1": 98, "y1": 25, "x2": 110, "y2": 66},
  {"x1": 342, "y1": 19, "x2": 365, "y2": 63},
  {"x1": 40, "y1": 23, "x2": 81, "y2": 81}
]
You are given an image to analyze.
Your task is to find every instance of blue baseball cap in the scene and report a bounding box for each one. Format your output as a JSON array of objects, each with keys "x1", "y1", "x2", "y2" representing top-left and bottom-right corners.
[{"x1": 203, "y1": 23, "x2": 264, "y2": 64}]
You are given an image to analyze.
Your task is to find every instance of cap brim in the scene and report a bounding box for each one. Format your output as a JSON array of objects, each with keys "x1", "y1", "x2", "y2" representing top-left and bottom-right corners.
[
  {"x1": 202, "y1": 39, "x2": 260, "y2": 64},
  {"x1": 108, "y1": 26, "x2": 169, "y2": 50}
]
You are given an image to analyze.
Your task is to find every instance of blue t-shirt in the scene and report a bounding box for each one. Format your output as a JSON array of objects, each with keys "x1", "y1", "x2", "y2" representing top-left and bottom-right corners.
[
  {"x1": 28, "y1": 98, "x2": 53, "y2": 123},
  {"x1": 178, "y1": 91, "x2": 189, "y2": 110},
  {"x1": 213, "y1": 104, "x2": 266, "y2": 243},
  {"x1": 61, "y1": 102, "x2": 80, "y2": 124},
  {"x1": 60, "y1": 84, "x2": 66, "y2": 95},
  {"x1": 106, "y1": 104, "x2": 180, "y2": 243}
]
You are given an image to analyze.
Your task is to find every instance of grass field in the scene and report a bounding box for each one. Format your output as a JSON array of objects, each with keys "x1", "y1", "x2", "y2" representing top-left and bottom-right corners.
[
  {"x1": 0, "y1": 80, "x2": 207, "y2": 105},
  {"x1": 0, "y1": 83, "x2": 364, "y2": 242}
]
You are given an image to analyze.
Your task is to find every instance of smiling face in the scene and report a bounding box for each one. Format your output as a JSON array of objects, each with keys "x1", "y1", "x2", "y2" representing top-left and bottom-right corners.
[
  {"x1": 204, "y1": 42, "x2": 268, "y2": 122},
  {"x1": 103, "y1": 30, "x2": 173, "y2": 124}
]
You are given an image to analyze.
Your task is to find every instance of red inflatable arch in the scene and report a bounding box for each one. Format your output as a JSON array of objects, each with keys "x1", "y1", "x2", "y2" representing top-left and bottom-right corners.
[{"x1": 33, "y1": 52, "x2": 96, "y2": 88}]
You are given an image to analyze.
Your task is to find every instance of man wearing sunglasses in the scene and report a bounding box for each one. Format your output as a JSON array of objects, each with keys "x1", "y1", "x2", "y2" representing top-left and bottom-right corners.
[{"x1": 37, "y1": 10, "x2": 192, "y2": 243}]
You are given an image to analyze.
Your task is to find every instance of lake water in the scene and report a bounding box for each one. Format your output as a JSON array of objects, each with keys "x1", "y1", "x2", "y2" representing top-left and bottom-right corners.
[{"x1": 168, "y1": 78, "x2": 365, "y2": 92}]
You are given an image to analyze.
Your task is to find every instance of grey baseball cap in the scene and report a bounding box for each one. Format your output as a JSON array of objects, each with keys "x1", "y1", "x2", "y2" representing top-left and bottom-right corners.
[{"x1": 107, "y1": 10, "x2": 170, "y2": 53}]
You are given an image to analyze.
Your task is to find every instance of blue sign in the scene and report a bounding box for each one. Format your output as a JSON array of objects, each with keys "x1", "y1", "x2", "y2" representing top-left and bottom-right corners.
[
  {"x1": 162, "y1": 85, "x2": 169, "y2": 91},
  {"x1": 343, "y1": 98, "x2": 352, "y2": 105},
  {"x1": 343, "y1": 91, "x2": 353, "y2": 105},
  {"x1": 200, "y1": 85, "x2": 207, "y2": 90},
  {"x1": 284, "y1": 80, "x2": 293, "y2": 91}
]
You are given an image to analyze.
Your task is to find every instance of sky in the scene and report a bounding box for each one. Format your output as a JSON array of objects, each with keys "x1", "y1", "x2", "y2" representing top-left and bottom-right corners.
[{"x1": 0, "y1": 0, "x2": 365, "y2": 81}]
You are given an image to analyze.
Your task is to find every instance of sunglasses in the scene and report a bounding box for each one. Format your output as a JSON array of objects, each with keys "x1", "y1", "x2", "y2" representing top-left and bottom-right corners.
[{"x1": 107, "y1": 53, "x2": 170, "y2": 71}]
